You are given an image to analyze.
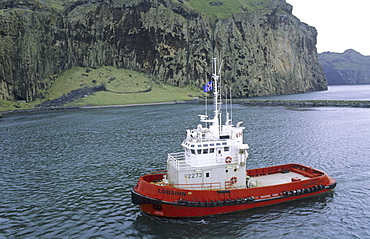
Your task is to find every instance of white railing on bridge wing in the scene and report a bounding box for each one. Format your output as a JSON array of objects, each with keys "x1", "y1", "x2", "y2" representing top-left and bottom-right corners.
[
  {"x1": 167, "y1": 152, "x2": 188, "y2": 170},
  {"x1": 167, "y1": 152, "x2": 214, "y2": 170},
  {"x1": 168, "y1": 152, "x2": 227, "y2": 170}
]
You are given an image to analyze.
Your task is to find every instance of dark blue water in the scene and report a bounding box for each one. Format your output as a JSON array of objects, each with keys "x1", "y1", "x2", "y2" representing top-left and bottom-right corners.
[{"x1": 1, "y1": 86, "x2": 370, "y2": 238}]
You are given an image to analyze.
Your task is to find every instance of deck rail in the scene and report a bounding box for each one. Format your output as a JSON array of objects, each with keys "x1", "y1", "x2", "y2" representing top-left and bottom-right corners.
[
  {"x1": 170, "y1": 182, "x2": 222, "y2": 190},
  {"x1": 167, "y1": 152, "x2": 190, "y2": 170},
  {"x1": 167, "y1": 152, "x2": 234, "y2": 170}
]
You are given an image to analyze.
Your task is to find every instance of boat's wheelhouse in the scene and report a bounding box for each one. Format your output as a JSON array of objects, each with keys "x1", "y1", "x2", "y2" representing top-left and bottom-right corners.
[
  {"x1": 182, "y1": 140, "x2": 231, "y2": 166},
  {"x1": 167, "y1": 120, "x2": 249, "y2": 190}
]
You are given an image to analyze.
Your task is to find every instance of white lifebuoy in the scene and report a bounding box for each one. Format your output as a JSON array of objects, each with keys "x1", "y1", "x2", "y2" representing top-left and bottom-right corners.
[{"x1": 225, "y1": 156, "x2": 232, "y2": 163}]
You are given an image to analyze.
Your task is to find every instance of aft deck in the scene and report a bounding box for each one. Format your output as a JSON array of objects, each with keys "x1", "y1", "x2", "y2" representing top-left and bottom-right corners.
[{"x1": 248, "y1": 171, "x2": 311, "y2": 187}]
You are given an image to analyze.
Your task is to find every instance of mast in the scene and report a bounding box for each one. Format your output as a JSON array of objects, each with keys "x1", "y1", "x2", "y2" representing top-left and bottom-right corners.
[
  {"x1": 211, "y1": 58, "x2": 220, "y2": 138},
  {"x1": 198, "y1": 58, "x2": 223, "y2": 139}
]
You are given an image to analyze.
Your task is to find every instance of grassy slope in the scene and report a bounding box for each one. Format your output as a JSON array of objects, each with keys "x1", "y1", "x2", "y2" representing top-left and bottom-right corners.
[
  {"x1": 0, "y1": 66, "x2": 206, "y2": 112},
  {"x1": 64, "y1": 67, "x2": 205, "y2": 106}
]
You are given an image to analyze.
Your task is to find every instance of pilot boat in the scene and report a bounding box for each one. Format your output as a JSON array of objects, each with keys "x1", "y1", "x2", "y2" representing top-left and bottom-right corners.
[{"x1": 131, "y1": 58, "x2": 336, "y2": 218}]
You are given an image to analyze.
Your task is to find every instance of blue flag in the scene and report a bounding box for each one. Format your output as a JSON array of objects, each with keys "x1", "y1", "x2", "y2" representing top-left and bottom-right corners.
[{"x1": 203, "y1": 81, "x2": 213, "y2": 92}]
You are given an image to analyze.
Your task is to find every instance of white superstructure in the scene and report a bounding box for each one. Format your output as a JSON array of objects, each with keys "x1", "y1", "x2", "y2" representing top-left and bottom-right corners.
[{"x1": 167, "y1": 58, "x2": 249, "y2": 190}]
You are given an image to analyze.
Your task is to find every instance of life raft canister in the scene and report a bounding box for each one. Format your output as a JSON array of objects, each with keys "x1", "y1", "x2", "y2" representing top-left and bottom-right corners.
[
  {"x1": 230, "y1": 177, "x2": 238, "y2": 184},
  {"x1": 225, "y1": 156, "x2": 232, "y2": 163}
]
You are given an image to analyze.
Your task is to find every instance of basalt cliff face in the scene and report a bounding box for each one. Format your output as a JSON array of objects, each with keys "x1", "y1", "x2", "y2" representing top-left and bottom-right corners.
[
  {"x1": 0, "y1": 0, "x2": 327, "y2": 102},
  {"x1": 319, "y1": 49, "x2": 370, "y2": 85}
]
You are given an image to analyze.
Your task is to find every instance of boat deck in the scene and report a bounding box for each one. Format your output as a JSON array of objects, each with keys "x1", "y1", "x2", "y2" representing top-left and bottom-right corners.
[{"x1": 248, "y1": 171, "x2": 311, "y2": 187}]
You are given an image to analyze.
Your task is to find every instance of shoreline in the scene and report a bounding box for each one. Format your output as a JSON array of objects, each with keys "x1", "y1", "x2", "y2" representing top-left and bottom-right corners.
[
  {"x1": 236, "y1": 99, "x2": 370, "y2": 108},
  {"x1": 80, "y1": 101, "x2": 185, "y2": 109},
  {"x1": 0, "y1": 101, "x2": 190, "y2": 115},
  {"x1": 2, "y1": 99, "x2": 370, "y2": 116}
]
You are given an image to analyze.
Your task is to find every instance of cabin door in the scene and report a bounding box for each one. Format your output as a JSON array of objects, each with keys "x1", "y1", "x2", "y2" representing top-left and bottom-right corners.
[{"x1": 216, "y1": 147, "x2": 223, "y2": 163}]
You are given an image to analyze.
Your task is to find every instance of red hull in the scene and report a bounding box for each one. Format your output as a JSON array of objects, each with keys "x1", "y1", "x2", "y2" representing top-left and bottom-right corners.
[{"x1": 131, "y1": 164, "x2": 336, "y2": 218}]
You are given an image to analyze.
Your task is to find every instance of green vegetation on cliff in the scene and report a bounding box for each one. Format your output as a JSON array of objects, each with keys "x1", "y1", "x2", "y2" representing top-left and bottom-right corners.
[
  {"x1": 1, "y1": 0, "x2": 275, "y2": 14},
  {"x1": 187, "y1": 0, "x2": 275, "y2": 20}
]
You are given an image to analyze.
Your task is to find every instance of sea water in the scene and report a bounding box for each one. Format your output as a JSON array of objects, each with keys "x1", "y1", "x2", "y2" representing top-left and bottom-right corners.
[{"x1": 1, "y1": 85, "x2": 370, "y2": 238}]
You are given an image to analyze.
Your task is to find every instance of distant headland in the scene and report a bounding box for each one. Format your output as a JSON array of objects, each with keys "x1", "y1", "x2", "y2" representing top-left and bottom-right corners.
[{"x1": 319, "y1": 49, "x2": 370, "y2": 85}]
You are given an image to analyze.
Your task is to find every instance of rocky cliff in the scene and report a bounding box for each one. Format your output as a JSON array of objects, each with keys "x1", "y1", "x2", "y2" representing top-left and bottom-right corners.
[
  {"x1": 0, "y1": 0, "x2": 327, "y2": 102},
  {"x1": 319, "y1": 49, "x2": 370, "y2": 85}
]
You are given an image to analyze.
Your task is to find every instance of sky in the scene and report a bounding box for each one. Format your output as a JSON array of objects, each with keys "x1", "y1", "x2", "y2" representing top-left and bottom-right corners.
[{"x1": 285, "y1": 0, "x2": 370, "y2": 56}]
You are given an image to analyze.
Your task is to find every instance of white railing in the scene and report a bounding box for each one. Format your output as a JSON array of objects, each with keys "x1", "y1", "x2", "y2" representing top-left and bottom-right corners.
[
  {"x1": 173, "y1": 182, "x2": 222, "y2": 190},
  {"x1": 167, "y1": 152, "x2": 217, "y2": 170},
  {"x1": 168, "y1": 152, "x2": 236, "y2": 170},
  {"x1": 167, "y1": 152, "x2": 188, "y2": 170}
]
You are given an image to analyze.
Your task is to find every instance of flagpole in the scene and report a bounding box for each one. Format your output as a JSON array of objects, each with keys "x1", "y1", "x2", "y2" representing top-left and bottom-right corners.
[
  {"x1": 230, "y1": 86, "x2": 232, "y2": 124},
  {"x1": 205, "y1": 91, "x2": 207, "y2": 117},
  {"x1": 205, "y1": 72, "x2": 207, "y2": 119},
  {"x1": 202, "y1": 76, "x2": 213, "y2": 128}
]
